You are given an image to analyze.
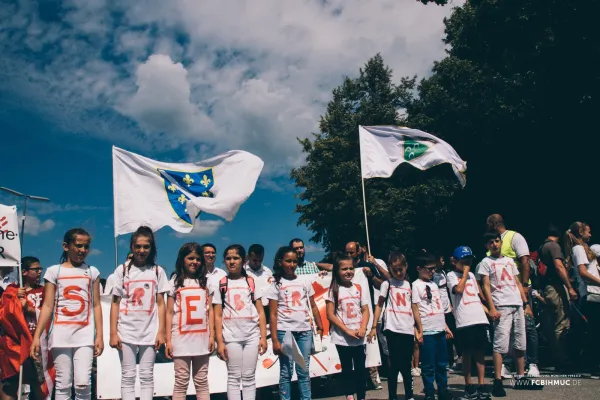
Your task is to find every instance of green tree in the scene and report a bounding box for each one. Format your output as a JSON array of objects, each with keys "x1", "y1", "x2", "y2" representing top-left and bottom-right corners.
[
  {"x1": 290, "y1": 55, "x2": 459, "y2": 257},
  {"x1": 401, "y1": 0, "x2": 600, "y2": 246}
]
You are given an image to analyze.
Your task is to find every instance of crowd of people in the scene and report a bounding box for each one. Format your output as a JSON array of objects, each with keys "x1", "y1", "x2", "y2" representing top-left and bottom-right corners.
[{"x1": 0, "y1": 213, "x2": 598, "y2": 400}]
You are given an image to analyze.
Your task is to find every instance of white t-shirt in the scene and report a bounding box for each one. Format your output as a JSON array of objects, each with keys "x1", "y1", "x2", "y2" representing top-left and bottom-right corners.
[
  {"x1": 379, "y1": 279, "x2": 414, "y2": 335},
  {"x1": 112, "y1": 263, "x2": 170, "y2": 345},
  {"x1": 476, "y1": 256, "x2": 522, "y2": 307},
  {"x1": 572, "y1": 245, "x2": 600, "y2": 297},
  {"x1": 412, "y1": 279, "x2": 445, "y2": 332},
  {"x1": 44, "y1": 264, "x2": 101, "y2": 348},
  {"x1": 212, "y1": 276, "x2": 261, "y2": 343},
  {"x1": 206, "y1": 267, "x2": 227, "y2": 294},
  {"x1": 446, "y1": 271, "x2": 489, "y2": 329},
  {"x1": 502, "y1": 231, "x2": 530, "y2": 257},
  {"x1": 267, "y1": 277, "x2": 314, "y2": 332},
  {"x1": 432, "y1": 271, "x2": 452, "y2": 313},
  {"x1": 168, "y1": 277, "x2": 211, "y2": 356},
  {"x1": 324, "y1": 283, "x2": 368, "y2": 346},
  {"x1": 245, "y1": 264, "x2": 274, "y2": 306}
]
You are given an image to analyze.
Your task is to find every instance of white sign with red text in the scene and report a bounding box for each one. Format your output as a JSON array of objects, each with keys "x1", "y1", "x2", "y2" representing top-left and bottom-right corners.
[{"x1": 0, "y1": 205, "x2": 20, "y2": 268}]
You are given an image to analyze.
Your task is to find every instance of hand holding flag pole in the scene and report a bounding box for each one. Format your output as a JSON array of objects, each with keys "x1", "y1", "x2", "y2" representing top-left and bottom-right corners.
[
  {"x1": 0, "y1": 187, "x2": 50, "y2": 400},
  {"x1": 357, "y1": 126, "x2": 467, "y2": 254}
]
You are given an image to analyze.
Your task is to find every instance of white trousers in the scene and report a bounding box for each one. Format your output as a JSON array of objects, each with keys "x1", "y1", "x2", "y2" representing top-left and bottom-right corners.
[
  {"x1": 225, "y1": 337, "x2": 259, "y2": 400},
  {"x1": 119, "y1": 343, "x2": 156, "y2": 400},
  {"x1": 51, "y1": 346, "x2": 94, "y2": 400}
]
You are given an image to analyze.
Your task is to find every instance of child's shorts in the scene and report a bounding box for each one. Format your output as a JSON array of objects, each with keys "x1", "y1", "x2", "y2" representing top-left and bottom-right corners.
[
  {"x1": 455, "y1": 324, "x2": 489, "y2": 353},
  {"x1": 492, "y1": 305, "x2": 526, "y2": 354}
]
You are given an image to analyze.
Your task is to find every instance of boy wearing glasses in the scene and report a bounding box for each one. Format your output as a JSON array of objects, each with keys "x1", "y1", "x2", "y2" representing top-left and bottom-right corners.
[
  {"x1": 412, "y1": 254, "x2": 454, "y2": 400},
  {"x1": 477, "y1": 233, "x2": 542, "y2": 396}
]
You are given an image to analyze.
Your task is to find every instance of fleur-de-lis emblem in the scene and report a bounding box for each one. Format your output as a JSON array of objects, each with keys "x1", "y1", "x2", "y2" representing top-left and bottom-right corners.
[
  {"x1": 183, "y1": 174, "x2": 194, "y2": 187},
  {"x1": 202, "y1": 191, "x2": 210, "y2": 197},
  {"x1": 167, "y1": 184, "x2": 177, "y2": 193},
  {"x1": 201, "y1": 175, "x2": 211, "y2": 187},
  {"x1": 178, "y1": 194, "x2": 187, "y2": 204}
]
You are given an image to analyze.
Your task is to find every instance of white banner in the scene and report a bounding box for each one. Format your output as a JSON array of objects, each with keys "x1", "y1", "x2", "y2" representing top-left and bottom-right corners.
[
  {"x1": 97, "y1": 270, "x2": 381, "y2": 398},
  {"x1": 0, "y1": 205, "x2": 20, "y2": 267}
]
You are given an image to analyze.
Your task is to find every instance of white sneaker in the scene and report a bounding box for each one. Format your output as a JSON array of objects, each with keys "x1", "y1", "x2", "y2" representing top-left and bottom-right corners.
[
  {"x1": 501, "y1": 364, "x2": 512, "y2": 379},
  {"x1": 411, "y1": 367, "x2": 421, "y2": 377},
  {"x1": 397, "y1": 373, "x2": 403, "y2": 382},
  {"x1": 527, "y1": 364, "x2": 540, "y2": 377}
]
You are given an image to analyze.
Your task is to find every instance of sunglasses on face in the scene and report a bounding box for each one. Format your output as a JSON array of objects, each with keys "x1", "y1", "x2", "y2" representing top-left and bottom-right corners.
[{"x1": 425, "y1": 285, "x2": 432, "y2": 300}]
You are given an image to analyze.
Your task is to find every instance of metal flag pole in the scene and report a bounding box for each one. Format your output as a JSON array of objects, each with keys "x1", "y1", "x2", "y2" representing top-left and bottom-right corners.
[
  {"x1": 360, "y1": 177, "x2": 372, "y2": 255},
  {"x1": 0, "y1": 187, "x2": 50, "y2": 400}
]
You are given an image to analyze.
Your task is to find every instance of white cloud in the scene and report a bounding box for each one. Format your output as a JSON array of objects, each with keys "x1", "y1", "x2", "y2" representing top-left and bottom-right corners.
[
  {"x1": 0, "y1": 0, "x2": 464, "y2": 180},
  {"x1": 175, "y1": 220, "x2": 224, "y2": 238},
  {"x1": 22, "y1": 216, "x2": 55, "y2": 236},
  {"x1": 221, "y1": 237, "x2": 231, "y2": 242},
  {"x1": 305, "y1": 244, "x2": 324, "y2": 253},
  {"x1": 89, "y1": 248, "x2": 102, "y2": 256}
]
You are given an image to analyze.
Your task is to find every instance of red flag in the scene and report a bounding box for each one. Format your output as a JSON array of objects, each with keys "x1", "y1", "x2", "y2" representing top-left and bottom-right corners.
[
  {"x1": 0, "y1": 285, "x2": 32, "y2": 380},
  {"x1": 0, "y1": 285, "x2": 55, "y2": 399}
]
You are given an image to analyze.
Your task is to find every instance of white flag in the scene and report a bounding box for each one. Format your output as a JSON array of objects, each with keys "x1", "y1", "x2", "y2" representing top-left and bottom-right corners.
[
  {"x1": 359, "y1": 125, "x2": 467, "y2": 187},
  {"x1": 113, "y1": 147, "x2": 264, "y2": 236},
  {"x1": 0, "y1": 204, "x2": 20, "y2": 267}
]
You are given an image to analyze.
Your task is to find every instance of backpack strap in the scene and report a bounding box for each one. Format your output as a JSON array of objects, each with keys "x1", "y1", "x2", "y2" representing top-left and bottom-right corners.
[
  {"x1": 219, "y1": 276, "x2": 228, "y2": 306},
  {"x1": 246, "y1": 276, "x2": 256, "y2": 303}
]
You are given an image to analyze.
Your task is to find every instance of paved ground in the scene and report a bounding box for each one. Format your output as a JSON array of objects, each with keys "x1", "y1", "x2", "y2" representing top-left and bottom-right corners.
[{"x1": 309, "y1": 364, "x2": 599, "y2": 400}]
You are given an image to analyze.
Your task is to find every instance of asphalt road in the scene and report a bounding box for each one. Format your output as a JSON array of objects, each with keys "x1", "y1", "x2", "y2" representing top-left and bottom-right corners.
[{"x1": 309, "y1": 364, "x2": 598, "y2": 400}]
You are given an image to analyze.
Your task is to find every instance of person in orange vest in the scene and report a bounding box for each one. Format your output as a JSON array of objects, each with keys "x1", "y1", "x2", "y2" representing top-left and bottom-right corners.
[{"x1": 485, "y1": 214, "x2": 540, "y2": 378}]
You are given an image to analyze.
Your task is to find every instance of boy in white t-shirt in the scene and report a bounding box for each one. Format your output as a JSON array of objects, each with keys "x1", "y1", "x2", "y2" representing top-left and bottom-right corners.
[
  {"x1": 447, "y1": 246, "x2": 490, "y2": 400},
  {"x1": 412, "y1": 254, "x2": 453, "y2": 400},
  {"x1": 477, "y1": 232, "x2": 542, "y2": 396}
]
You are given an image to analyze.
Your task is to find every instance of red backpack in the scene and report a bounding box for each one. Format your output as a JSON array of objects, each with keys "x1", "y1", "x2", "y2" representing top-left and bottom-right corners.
[{"x1": 218, "y1": 276, "x2": 256, "y2": 305}]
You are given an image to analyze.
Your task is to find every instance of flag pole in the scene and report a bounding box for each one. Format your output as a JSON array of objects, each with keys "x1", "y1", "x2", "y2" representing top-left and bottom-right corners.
[{"x1": 360, "y1": 177, "x2": 372, "y2": 255}]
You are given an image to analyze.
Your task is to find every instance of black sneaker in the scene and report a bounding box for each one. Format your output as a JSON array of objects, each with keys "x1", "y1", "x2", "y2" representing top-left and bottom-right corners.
[
  {"x1": 439, "y1": 389, "x2": 455, "y2": 400},
  {"x1": 459, "y1": 385, "x2": 477, "y2": 400},
  {"x1": 477, "y1": 385, "x2": 491, "y2": 400},
  {"x1": 491, "y1": 379, "x2": 506, "y2": 397},
  {"x1": 513, "y1": 376, "x2": 543, "y2": 390}
]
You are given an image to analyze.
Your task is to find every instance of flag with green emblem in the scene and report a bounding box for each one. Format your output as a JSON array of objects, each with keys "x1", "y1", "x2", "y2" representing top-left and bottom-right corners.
[{"x1": 358, "y1": 125, "x2": 467, "y2": 187}]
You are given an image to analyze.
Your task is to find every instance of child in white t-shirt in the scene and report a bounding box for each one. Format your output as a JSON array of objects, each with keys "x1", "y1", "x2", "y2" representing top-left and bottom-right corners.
[
  {"x1": 368, "y1": 251, "x2": 418, "y2": 400},
  {"x1": 166, "y1": 243, "x2": 214, "y2": 400},
  {"x1": 477, "y1": 232, "x2": 540, "y2": 395},
  {"x1": 325, "y1": 255, "x2": 370, "y2": 400},
  {"x1": 412, "y1": 254, "x2": 453, "y2": 400},
  {"x1": 213, "y1": 245, "x2": 268, "y2": 400},
  {"x1": 447, "y1": 246, "x2": 490, "y2": 400},
  {"x1": 31, "y1": 228, "x2": 103, "y2": 400},
  {"x1": 109, "y1": 226, "x2": 170, "y2": 400},
  {"x1": 268, "y1": 246, "x2": 324, "y2": 400}
]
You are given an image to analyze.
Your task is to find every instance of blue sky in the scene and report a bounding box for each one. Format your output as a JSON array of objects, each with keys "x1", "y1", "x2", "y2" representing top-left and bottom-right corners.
[{"x1": 0, "y1": 0, "x2": 457, "y2": 278}]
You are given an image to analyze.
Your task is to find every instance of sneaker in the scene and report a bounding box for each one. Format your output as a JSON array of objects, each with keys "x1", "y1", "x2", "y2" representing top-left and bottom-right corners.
[
  {"x1": 397, "y1": 373, "x2": 403, "y2": 382},
  {"x1": 438, "y1": 389, "x2": 454, "y2": 400},
  {"x1": 501, "y1": 364, "x2": 512, "y2": 379},
  {"x1": 411, "y1": 367, "x2": 421, "y2": 377},
  {"x1": 513, "y1": 377, "x2": 543, "y2": 390},
  {"x1": 491, "y1": 379, "x2": 506, "y2": 397},
  {"x1": 477, "y1": 386, "x2": 491, "y2": 400},
  {"x1": 527, "y1": 364, "x2": 540, "y2": 377},
  {"x1": 459, "y1": 385, "x2": 477, "y2": 400}
]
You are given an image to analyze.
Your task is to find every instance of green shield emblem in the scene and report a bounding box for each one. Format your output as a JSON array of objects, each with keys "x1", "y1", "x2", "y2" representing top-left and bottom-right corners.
[{"x1": 403, "y1": 138, "x2": 428, "y2": 161}]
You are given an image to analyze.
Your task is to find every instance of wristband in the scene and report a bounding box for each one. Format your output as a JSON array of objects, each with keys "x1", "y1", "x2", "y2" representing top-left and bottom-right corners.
[{"x1": 523, "y1": 301, "x2": 529, "y2": 307}]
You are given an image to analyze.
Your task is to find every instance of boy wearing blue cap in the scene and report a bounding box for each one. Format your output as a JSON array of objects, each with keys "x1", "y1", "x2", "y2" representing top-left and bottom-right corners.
[{"x1": 447, "y1": 247, "x2": 490, "y2": 400}]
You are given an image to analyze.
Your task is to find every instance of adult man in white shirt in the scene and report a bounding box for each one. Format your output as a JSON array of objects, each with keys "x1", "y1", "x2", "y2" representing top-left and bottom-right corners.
[
  {"x1": 244, "y1": 244, "x2": 273, "y2": 307},
  {"x1": 202, "y1": 243, "x2": 226, "y2": 292}
]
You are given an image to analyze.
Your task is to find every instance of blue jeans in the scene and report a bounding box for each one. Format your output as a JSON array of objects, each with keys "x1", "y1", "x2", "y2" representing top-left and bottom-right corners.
[
  {"x1": 277, "y1": 330, "x2": 312, "y2": 400},
  {"x1": 421, "y1": 332, "x2": 448, "y2": 396}
]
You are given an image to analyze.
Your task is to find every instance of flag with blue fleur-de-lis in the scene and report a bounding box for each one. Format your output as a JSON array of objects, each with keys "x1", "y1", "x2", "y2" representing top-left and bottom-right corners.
[{"x1": 112, "y1": 147, "x2": 264, "y2": 236}]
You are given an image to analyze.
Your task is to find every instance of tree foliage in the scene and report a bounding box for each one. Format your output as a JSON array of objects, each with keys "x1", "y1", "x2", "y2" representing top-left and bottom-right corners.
[
  {"x1": 293, "y1": 0, "x2": 600, "y2": 257},
  {"x1": 290, "y1": 55, "x2": 459, "y2": 256}
]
